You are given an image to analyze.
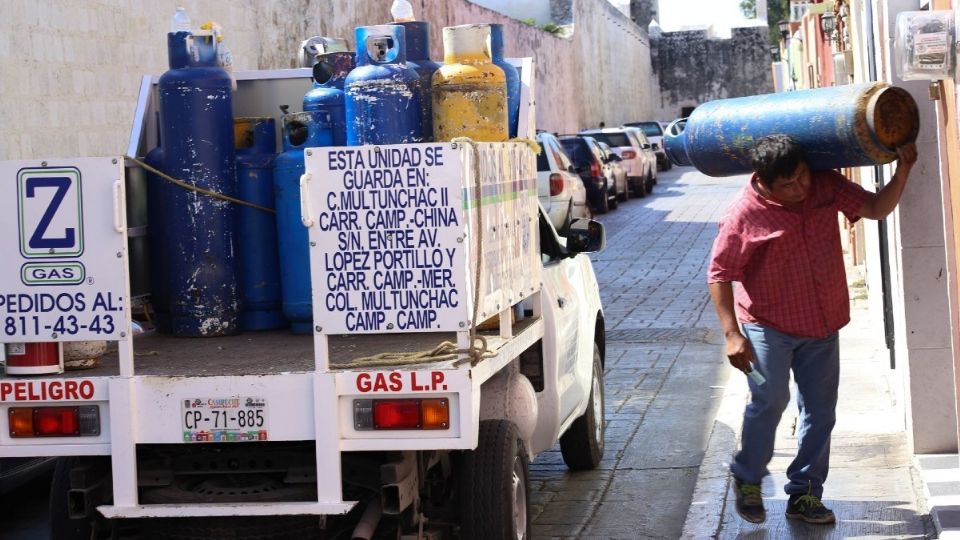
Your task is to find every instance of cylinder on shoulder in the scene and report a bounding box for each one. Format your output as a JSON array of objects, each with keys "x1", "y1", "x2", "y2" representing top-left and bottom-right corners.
[{"x1": 664, "y1": 83, "x2": 919, "y2": 176}]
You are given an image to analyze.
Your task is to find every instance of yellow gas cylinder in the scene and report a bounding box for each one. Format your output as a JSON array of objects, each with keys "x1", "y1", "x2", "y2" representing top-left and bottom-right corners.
[{"x1": 432, "y1": 24, "x2": 508, "y2": 142}]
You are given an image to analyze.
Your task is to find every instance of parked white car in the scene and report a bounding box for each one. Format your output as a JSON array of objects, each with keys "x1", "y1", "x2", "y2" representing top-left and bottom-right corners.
[
  {"x1": 537, "y1": 132, "x2": 590, "y2": 230},
  {"x1": 623, "y1": 127, "x2": 659, "y2": 189},
  {"x1": 581, "y1": 127, "x2": 655, "y2": 197},
  {"x1": 595, "y1": 141, "x2": 630, "y2": 202},
  {"x1": 624, "y1": 121, "x2": 671, "y2": 171}
]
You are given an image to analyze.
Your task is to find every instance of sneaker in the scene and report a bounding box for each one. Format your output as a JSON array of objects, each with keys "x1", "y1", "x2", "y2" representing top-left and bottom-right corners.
[
  {"x1": 785, "y1": 493, "x2": 836, "y2": 524},
  {"x1": 734, "y1": 478, "x2": 766, "y2": 523}
]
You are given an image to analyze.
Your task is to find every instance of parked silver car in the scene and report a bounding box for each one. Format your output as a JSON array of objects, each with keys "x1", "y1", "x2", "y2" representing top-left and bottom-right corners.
[
  {"x1": 581, "y1": 127, "x2": 655, "y2": 197},
  {"x1": 624, "y1": 121, "x2": 671, "y2": 171}
]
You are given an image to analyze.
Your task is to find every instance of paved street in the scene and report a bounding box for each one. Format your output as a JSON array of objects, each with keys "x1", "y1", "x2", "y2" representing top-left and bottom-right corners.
[{"x1": 529, "y1": 166, "x2": 745, "y2": 539}]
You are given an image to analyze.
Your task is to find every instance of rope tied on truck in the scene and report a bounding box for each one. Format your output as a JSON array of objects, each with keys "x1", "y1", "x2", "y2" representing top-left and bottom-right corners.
[{"x1": 124, "y1": 156, "x2": 276, "y2": 214}]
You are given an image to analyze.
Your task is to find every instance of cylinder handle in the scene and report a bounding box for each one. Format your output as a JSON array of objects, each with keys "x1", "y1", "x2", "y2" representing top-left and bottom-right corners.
[
  {"x1": 112, "y1": 179, "x2": 126, "y2": 233},
  {"x1": 300, "y1": 173, "x2": 315, "y2": 228}
]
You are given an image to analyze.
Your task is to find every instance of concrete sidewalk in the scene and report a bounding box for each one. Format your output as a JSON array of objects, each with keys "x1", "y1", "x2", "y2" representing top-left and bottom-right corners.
[{"x1": 682, "y1": 278, "x2": 935, "y2": 538}]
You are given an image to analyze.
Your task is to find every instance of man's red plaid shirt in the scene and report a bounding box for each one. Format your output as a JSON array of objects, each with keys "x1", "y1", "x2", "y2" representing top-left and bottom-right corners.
[{"x1": 707, "y1": 170, "x2": 872, "y2": 338}]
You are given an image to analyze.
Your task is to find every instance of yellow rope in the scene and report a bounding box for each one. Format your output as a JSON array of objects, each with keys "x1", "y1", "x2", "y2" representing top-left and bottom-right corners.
[
  {"x1": 509, "y1": 137, "x2": 541, "y2": 155},
  {"x1": 124, "y1": 155, "x2": 276, "y2": 214},
  {"x1": 331, "y1": 336, "x2": 493, "y2": 370}
]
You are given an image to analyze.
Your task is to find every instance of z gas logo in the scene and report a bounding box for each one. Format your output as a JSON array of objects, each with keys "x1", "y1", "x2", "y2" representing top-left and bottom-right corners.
[{"x1": 16, "y1": 167, "x2": 86, "y2": 285}]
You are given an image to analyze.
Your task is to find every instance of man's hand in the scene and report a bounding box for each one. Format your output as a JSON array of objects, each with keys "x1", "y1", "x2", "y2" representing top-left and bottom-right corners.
[
  {"x1": 897, "y1": 142, "x2": 918, "y2": 168},
  {"x1": 859, "y1": 142, "x2": 918, "y2": 219},
  {"x1": 724, "y1": 330, "x2": 754, "y2": 373}
]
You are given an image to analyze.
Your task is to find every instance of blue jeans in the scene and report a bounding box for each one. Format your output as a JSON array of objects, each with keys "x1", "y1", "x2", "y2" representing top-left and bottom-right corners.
[{"x1": 730, "y1": 323, "x2": 840, "y2": 498}]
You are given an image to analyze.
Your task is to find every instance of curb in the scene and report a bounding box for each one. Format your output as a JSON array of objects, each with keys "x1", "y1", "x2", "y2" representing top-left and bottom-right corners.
[
  {"x1": 915, "y1": 454, "x2": 960, "y2": 539},
  {"x1": 680, "y1": 366, "x2": 749, "y2": 538}
]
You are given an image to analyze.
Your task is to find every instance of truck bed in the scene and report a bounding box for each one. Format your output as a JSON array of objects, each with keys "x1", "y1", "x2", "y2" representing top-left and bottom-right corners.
[{"x1": 2, "y1": 318, "x2": 538, "y2": 378}]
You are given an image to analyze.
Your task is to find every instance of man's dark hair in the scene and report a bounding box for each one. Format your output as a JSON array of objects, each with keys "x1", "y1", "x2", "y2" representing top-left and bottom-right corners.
[{"x1": 750, "y1": 134, "x2": 806, "y2": 186}]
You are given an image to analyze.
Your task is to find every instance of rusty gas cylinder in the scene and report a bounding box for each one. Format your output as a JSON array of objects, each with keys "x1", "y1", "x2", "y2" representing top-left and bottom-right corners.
[
  {"x1": 664, "y1": 82, "x2": 919, "y2": 176},
  {"x1": 432, "y1": 24, "x2": 508, "y2": 142}
]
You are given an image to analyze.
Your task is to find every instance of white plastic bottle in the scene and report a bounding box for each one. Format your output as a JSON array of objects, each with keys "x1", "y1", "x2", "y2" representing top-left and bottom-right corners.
[
  {"x1": 391, "y1": 0, "x2": 416, "y2": 22},
  {"x1": 171, "y1": 7, "x2": 191, "y2": 33}
]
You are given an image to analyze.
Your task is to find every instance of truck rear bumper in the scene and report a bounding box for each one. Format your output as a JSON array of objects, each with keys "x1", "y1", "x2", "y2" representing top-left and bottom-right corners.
[{"x1": 98, "y1": 500, "x2": 356, "y2": 519}]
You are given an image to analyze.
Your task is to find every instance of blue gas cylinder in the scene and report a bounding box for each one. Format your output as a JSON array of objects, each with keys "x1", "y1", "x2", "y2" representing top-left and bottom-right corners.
[
  {"x1": 490, "y1": 24, "x2": 521, "y2": 139},
  {"x1": 390, "y1": 21, "x2": 441, "y2": 140},
  {"x1": 303, "y1": 51, "x2": 354, "y2": 146},
  {"x1": 664, "y1": 83, "x2": 919, "y2": 176},
  {"x1": 157, "y1": 30, "x2": 240, "y2": 336},
  {"x1": 144, "y1": 143, "x2": 170, "y2": 334},
  {"x1": 662, "y1": 119, "x2": 692, "y2": 167},
  {"x1": 274, "y1": 112, "x2": 332, "y2": 334},
  {"x1": 345, "y1": 25, "x2": 424, "y2": 145},
  {"x1": 235, "y1": 117, "x2": 286, "y2": 331}
]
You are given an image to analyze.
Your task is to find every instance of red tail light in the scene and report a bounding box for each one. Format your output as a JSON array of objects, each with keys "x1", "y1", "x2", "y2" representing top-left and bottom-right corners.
[
  {"x1": 549, "y1": 173, "x2": 564, "y2": 196},
  {"x1": 590, "y1": 160, "x2": 602, "y2": 178},
  {"x1": 9, "y1": 406, "x2": 100, "y2": 438},
  {"x1": 373, "y1": 400, "x2": 421, "y2": 429},
  {"x1": 354, "y1": 398, "x2": 450, "y2": 430},
  {"x1": 621, "y1": 150, "x2": 637, "y2": 159}
]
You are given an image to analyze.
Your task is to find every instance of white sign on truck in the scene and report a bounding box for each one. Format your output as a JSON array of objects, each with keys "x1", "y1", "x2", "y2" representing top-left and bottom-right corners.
[
  {"x1": 306, "y1": 143, "x2": 467, "y2": 334},
  {"x1": 0, "y1": 158, "x2": 129, "y2": 342}
]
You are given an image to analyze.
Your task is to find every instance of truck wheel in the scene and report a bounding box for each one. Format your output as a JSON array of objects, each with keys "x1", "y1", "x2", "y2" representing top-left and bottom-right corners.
[
  {"x1": 50, "y1": 458, "x2": 93, "y2": 540},
  {"x1": 460, "y1": 420, "x2": 530, "y2": 540},
  {"x1": 559, "y1": 345, "x2": 605, "y2": 470}
]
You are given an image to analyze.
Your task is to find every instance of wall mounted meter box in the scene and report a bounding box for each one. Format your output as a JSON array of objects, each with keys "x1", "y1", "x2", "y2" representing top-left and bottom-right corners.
[{"x1": 895, "y1": 10, "x2": 956, "y2": 81}]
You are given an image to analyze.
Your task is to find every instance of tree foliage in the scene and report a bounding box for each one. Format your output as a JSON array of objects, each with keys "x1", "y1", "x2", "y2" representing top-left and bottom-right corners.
[
  {"x1": 766, "y1": 0, "x2": 790, "y2": 49},
  {"x1": 741, "y1": 0, "x2": 791, "y2": 49}
]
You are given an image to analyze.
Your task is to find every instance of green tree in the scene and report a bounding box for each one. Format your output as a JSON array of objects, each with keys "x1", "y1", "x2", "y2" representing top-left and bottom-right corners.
[
  {"x1": 767, "y1": 0, "x2": 790, "y2": 49},
  {"x1": 742, "y1": 0, "x2": 792, "y2": 49}
]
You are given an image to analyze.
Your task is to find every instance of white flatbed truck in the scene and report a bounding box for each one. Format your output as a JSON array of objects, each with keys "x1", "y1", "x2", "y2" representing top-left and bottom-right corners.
[{"x1": 0, "y1": 67, "x2": 607, "y2": 540}]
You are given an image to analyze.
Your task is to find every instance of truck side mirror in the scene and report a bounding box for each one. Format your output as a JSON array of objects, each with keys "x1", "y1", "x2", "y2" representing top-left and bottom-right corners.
[{"x1": 566, "y1": 218, "x2": 605, "y2": 254}]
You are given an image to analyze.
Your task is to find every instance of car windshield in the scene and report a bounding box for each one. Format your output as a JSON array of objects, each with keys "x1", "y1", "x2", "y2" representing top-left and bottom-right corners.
[
  {"x1": 559, "y1": 139, "x2": 593, "y2": 167},
  {"x1": 587, "y1": 132, "x2": 631, "y2": 148},
  {"x1": 629, "y1": 122, "x2": 663, "y2": 137},
  {"x1": 536, "y1": 143, "x2": 550, "y2": 171}
]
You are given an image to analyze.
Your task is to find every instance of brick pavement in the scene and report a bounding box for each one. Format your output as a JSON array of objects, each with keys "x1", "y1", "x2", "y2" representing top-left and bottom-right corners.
[{"x1": 529, "y1": 167, "x2": 746, "y2": 539}]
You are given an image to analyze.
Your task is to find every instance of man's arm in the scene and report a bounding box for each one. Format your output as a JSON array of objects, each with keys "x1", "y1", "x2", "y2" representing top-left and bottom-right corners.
[
  {"x1": 858, "y1": 143, "x2": 918, "y2": 220},
  {"x1": 707, "y1": 281, "x2": 754, "y2": 373}
]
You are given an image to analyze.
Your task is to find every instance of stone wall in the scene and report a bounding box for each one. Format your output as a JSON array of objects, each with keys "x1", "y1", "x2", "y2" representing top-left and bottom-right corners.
[
  {"x1": 650, "y1": 26, "x2": 773, "y2": 122},
  {"x1": 0, "y1": 0, "x2": 655, "y2": 160}
]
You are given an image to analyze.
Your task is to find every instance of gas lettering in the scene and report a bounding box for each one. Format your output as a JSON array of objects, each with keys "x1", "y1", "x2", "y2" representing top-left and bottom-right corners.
[
  {"x1": 354, "y1": 371, "x2": 448, "y2": 393},
  {"x1": 356, "y1": 372, "x2": 403, "y2": 393}
]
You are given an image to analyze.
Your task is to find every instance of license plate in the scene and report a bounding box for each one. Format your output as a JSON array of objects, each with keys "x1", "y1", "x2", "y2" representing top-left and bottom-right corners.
[{"x1": 181, "y1": 397, "x2": 268, "y2": 443}]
